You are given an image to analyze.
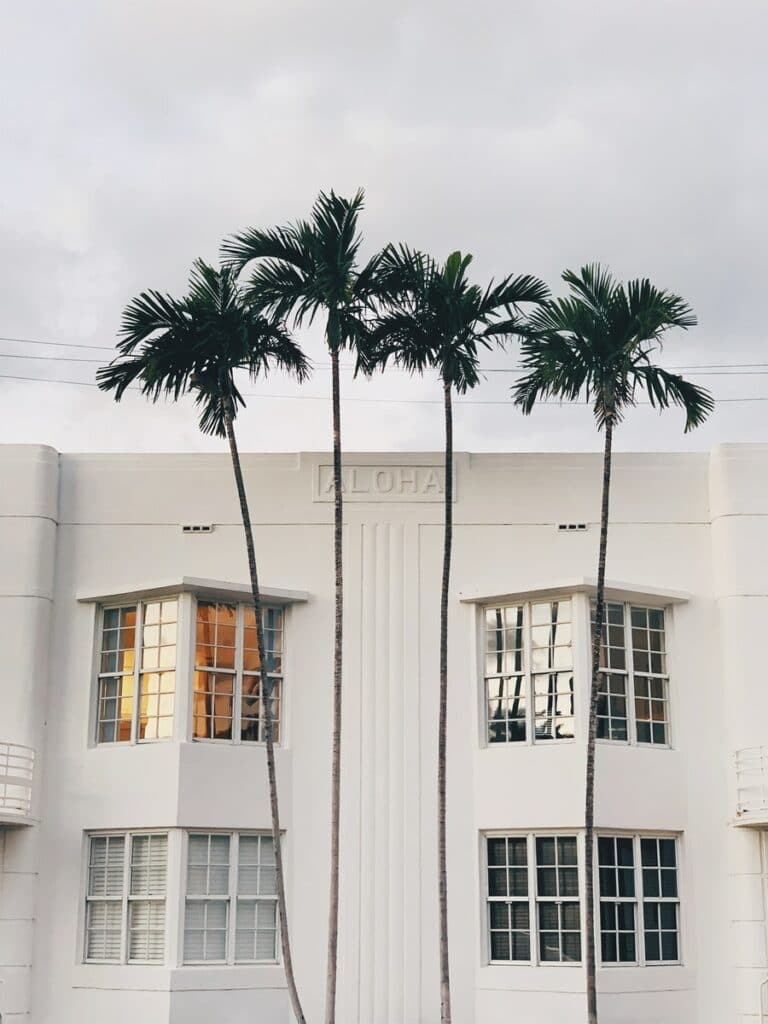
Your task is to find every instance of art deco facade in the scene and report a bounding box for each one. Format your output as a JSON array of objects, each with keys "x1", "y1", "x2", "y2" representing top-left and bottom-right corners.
[{"x1": 1, "y1": 443, "x2": 767, "y2": 1023}]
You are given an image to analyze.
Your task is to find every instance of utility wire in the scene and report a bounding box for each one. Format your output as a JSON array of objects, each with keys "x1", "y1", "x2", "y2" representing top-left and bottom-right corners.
[
  {"x1": 1, "y1": 372, "x2": 768, "y2": 405},
  {"x1": 2, "y1": 335, "x2": 768, "y2": 375},
  {"x1": 3, "y1": 349, "x2": 768, "y2": 378}
]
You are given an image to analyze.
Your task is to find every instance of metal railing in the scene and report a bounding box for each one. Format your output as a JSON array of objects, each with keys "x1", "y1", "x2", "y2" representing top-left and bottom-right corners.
[{"x1": 0, "y1": 743, "x2": 34, "y2": 821}]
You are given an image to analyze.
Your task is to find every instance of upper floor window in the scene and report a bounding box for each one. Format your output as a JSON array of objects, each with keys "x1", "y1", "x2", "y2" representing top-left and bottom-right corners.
[
  {"x1": 183, "y1": 831, "x2": 278, "y2": 964},
  {"x1": 94, "y1": 594, "x2": 285, "y2": 747},
  {"x1": 598, "y1": 834, "x2": 680, "y2": 964},
  {"x1": 593, "y1": 603, "x2": 670, "y2": 745},
  {"x1": 193, "y1": 602, "x2": 283, "y2": 743},
  {"x1": 96, "y1": 599, "x2": 178, "y2": 743},
  {"x1": 485, "y1": 599, "x2": 574, "y2": 744},
  {"x1": 85, "y1": 832, "x2": 168, "y2": 963}
]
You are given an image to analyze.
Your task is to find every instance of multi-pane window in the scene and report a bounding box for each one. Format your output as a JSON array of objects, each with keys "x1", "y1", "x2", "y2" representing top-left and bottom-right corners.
[
  {"x1": 486, "y1": 834, "x2": 581, "y2": 964},
  {"x1": 85, "y1": 833, "x2": 168, "y2": 963},
  {"x1": 485, "y1": 600, "x2": 574, "y2": 744},
  {"x1": 593, "y1": 603, "x2": 670, "y2": 745},
  {"x1": 193, "y1": 602, "x2": 283, "y2": 743},
  {"x1": 97, "y1": 600, "x2": 177, "y2": 743},
  {"x1": 184, "y1": 832, "x2": 278, "y2": 964},
  {"x1": 598, "y1": 835, "x2": 680, "y2": 965}
]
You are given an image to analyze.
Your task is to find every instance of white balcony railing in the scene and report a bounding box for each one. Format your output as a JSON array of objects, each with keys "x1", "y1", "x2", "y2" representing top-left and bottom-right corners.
[
  {"x1": 736, "y1": 746, "x2": 768, "y2": 826},
  {"x1": 0, "y1": 743, "x2": 34, "y2": 824}
]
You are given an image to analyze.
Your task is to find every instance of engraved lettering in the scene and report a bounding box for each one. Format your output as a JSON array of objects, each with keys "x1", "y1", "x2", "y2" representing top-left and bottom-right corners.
[
  {"x1": 423, "y1": 469, "x2": 443, "y2": 494},
  {"x1": 374, "y1": 470, "x2": 393, "y2": 493},
  {"x1": 398, "y1": 468, "x2": 417, "y2": 494}
]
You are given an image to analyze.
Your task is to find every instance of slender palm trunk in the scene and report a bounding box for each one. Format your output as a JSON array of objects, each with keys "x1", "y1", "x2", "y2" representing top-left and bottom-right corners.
[
  {"x1": 438, "y1": 378, "x2": 453, "y2": 1024},
  {"x1": 585, "y1": 418, "x2": 614, "y2": 1024},
  {"x1": 223, "y1": 404, "x2": 307, "y2": 1024},
  {"x1": 325, "y1": 347, "x2": 343, "y2": 1024}
]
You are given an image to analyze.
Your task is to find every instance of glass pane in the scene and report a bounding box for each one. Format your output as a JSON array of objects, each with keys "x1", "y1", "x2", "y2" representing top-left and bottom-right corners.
[
  {"x1": 490, "y1": 931, "x2": 510, "y2": 960},
  {"x1": 487, "y1": 838, "x2": 507, "y2": 866},
  {"x1": 536, "y1": 837, "x2": 555, "y2": 866},
  {"x1": 562, "y1": 932, "x2": 581, "y2": 962},
  {"x1": 661, "y1": 931, "x2": 678, "y2": 961},
  {"x1": 618, "y1": 931, "x2": 636, "y2": 962},
  {"x1": 489, "y1": 902, "x2": 509, "y2": 929}
]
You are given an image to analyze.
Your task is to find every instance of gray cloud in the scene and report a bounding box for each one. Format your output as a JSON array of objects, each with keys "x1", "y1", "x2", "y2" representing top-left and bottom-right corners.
[{"x1": 1, "y1": 0, "x2": 767, "y2": 454}]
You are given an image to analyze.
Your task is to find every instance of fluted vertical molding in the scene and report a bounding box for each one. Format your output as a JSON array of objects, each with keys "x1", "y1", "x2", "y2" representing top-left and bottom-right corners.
[{"x1": 340, "y1": 519, "x2": 421, "y2": 1023}]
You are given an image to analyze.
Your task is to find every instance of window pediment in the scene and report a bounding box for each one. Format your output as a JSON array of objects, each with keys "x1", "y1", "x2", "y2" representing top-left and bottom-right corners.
[
  {"x1": 77, "y1": 577, "x2": 310, "y2": 607},
  {"x1": 460, "y1": 577, "x2": 689, "y2": 609}
]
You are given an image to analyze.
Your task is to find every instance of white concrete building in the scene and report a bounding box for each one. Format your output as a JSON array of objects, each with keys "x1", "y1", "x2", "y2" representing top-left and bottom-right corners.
[{"x1": 1, "y1": 443, "x2": 767, "y2": 1024}]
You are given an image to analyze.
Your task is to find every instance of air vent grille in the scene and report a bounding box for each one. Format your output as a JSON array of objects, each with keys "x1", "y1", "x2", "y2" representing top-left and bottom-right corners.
[
  {"x1": 181, "y1": 523, "x2": 214, "y2": 534},
  {"x1": 557, "y1": 522, "x2": 588, "y2": 532}
]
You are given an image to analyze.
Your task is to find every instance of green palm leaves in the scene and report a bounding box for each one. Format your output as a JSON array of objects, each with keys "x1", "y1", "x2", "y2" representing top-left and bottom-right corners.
[
  {"x1": 222, "y1": 188, "x2": 382, "y2": 356},
  {"x1": 97, "y1": 259, "x2": 309, "y2": 435},
  {"x1": 513, "y1": 263, "x2": 713, "y2": 430},
  {"x1": 370, "y1": 244, "x2": 549, "y2": 388}
]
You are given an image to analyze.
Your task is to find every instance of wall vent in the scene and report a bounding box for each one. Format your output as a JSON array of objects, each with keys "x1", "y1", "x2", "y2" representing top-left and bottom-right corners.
[
  {"x1": 557, "y1": 522, "x2": 588, "y2": 532},
  {"x1": 181, "y1": 523, "x2": 214, "y2": 534}
]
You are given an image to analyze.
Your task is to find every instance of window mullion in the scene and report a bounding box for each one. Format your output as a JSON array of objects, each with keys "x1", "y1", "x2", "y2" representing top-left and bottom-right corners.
[
  {"x1": 229, "y1": 832, "x2": 238, "y2": 965},
  {"x1": 234, "y1": 607, "x2": 245, "y2": 746},
  {"x1": 524, "y1": 604, "x2": 533, "y2": 746},
  {"x1": 529, "y1": 833, "x2": 537, "y2": 964},
  {"x1": 624, "y1": 605, "x2": 638, "y2": 746},
  {"x1": 132, "y1": 603, "x2": 143, "y2": 745},
  {"x1": 121, "y1": 836, "x2": 130, "y2": 964},
  {"x1": 635, "y1": 835, "x2": 645, "y2": 966}
]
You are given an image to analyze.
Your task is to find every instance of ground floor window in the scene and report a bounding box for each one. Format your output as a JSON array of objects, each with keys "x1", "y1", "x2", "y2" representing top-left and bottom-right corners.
[
  {"x1": 485, "y1": 831, "x2": 682, "y2": 967},
  {"x1": 598, "y1": 834, "x2": 680, "y2": 964},
  {"x1": 183, "y1": 831, "x2": 278, "y2": 964},
  {"x1": 85, "y1": 832, "x2": 168, "y2": 963},
  {"x1": 486, "y1": 833, "x2": 581, "y2": 964}
]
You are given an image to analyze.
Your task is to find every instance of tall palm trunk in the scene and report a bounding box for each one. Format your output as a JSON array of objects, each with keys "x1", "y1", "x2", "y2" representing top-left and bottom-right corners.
[
  {"x1": 325, "y1": 347, "x2": 343, "y2": 1024},
  {"x1": 585, "y1": 418, "x2": 614, "y2": 1024},
  {"x1": 438, "y1": 378, "x2": 453, "y2": 1024},
  {"x1": 223, "y1": 402, "x2": 307, "y2": 1024}
]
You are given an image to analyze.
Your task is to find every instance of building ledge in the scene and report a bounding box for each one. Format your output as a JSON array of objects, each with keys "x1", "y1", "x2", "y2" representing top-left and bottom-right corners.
[
  {"x1": 76, "y1": 577, "x2": 310, "y2": 606},
  {"x1": 459, "y1": 577, "x2": 691, "y2": 607}
]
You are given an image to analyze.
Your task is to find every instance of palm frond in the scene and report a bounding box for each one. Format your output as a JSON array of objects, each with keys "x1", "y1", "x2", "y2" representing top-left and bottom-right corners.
[
  {"x1": 221, "y1": 223, "x2": 313, "y2": 277},
  {"x1": 512, "y1": 264, "x2": 710, "y2": 433},
  {"x1": 633, "y1": 364, "x2": 714, "y2": 432},
  {"x1": 99, "y1": 260, "x2": 307, "y2": 437}
]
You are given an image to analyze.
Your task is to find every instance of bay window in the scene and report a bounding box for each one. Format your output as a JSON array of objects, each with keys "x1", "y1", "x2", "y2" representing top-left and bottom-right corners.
[
  {"x1": 594, "y1": 603, "x2": 670, "y2": 746},
  {"x1": 485, "y1": 599, "x2": 575, "y2": 744}
]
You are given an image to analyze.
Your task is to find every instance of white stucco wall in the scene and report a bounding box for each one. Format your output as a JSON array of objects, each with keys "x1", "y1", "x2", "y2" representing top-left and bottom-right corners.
[{"x1": 0, "y1": 444, "x2": 765, "y2": 1023}]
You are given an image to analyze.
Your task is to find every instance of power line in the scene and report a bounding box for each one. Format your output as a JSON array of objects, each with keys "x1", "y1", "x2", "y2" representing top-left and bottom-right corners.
[
  {"x1": 2, "y1": 335, "x2": 768, "y2": 376},
  {"x1": 0, "y1": 335, "x2": 115, "y2": 351},
  {"x1": 1, "y1": 372, "x2": 768, "y2": 406},
  {"x1": 4, "y1": 349, "x2": 768, "y2": 378}
]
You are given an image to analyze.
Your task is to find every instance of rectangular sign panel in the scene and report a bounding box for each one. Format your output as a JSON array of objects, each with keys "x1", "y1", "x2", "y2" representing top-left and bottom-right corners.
[{"x1": 314, "y1": 464, "x2": 448, "y2": 502}]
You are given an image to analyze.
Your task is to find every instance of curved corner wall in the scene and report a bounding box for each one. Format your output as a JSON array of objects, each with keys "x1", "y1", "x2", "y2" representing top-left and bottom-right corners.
[
  {"x1": 0, "y1": 445, "x2": 58, "y2": 1021},
  {"x1": 710, "y1": 445, "x2": 768, "y2": 1024}
]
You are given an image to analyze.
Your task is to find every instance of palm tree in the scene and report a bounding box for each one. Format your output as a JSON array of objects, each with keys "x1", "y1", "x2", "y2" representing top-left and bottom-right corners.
[
  {"x1": 221, "y1": 191, "x2": 382, "y2": 1024},
  {"x1": 511, "y1": 264, "x2": 713, "y2": 1024},
  {"x1": 366, "y1": 246, "x2": 549, "y2": 1024},
  {"x1": 97, "y1": 260, "x2": 310, "y2": 1024}
]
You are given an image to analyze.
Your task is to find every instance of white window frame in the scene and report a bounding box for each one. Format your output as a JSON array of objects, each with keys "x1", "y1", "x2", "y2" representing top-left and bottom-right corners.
[
  {"x1": 592, "y1": 602, "x2": 673, "y2": 749},
  {"x1": 484, "y1": 831, "x2": 583, "y2": 967},
  {"x1": 94, "y1": 597, "x2": 181, "y2": 746},
  {"x1": 191, "y1": 599, "x2": 284, "y2": 746},
  {"x1": 596, "y1": 832, "x2": 682, "y2": 967},
  {"x1": 181, "y1": 830, "x2": 280, "y2": 966},
  {"x1": 83, "y1": 830, "x2": 169, "y2": 965},
  {"x1": 482, "y1": 598, "x2": 578, "y2": 747}
]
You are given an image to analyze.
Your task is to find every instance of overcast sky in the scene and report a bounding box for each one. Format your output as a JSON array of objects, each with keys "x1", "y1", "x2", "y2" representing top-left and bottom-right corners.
[{"x1": 1, "y1": 0, "x2": 767, "y2": 454}]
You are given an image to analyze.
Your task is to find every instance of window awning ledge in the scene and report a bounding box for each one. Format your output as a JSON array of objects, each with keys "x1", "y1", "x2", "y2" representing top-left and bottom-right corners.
[
  {"x1": 459, "y1": 577, "x2": 690, "y2": 607},
  {"x1": 77, "y1": 577, "x2": 310, "y2": 606}
]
